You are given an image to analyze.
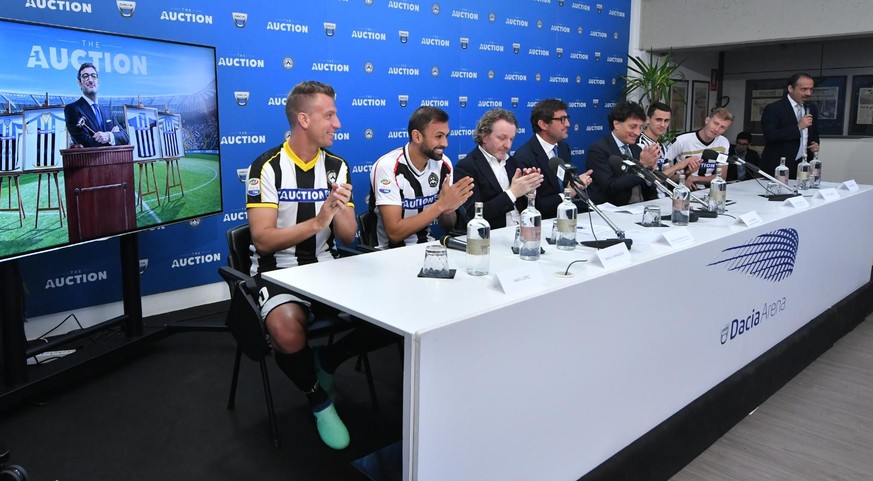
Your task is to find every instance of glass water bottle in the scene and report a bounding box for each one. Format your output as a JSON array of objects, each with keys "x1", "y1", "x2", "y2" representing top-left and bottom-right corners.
[{"x1": 465, "y1": 202, "x2": 490, "y2": 276}]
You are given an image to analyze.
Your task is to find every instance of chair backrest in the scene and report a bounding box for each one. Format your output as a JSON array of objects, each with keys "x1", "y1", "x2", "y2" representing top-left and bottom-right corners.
[
  {"x1": 226, "y1": 223, "x2": 253, "y2": 276},
  {"x1": 226, "y1": 278, "x2": 270, "y2": 361},
  {"x1": 357, "y1": 210, "x2": 378, "y2": 248}
]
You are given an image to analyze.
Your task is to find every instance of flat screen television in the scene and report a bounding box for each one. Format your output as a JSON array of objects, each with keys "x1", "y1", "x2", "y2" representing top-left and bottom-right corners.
[{"x1": 0, "y1": 17, "x2": 221, "y2": 262}]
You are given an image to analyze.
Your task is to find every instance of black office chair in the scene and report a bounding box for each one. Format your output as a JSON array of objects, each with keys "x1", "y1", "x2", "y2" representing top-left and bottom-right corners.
[
  {"x1": 218, "y1": 223, "x2": 378, "y2": 448},
  {"x1": 357, "y1": 210, "x2": 379, "y2": 252}
]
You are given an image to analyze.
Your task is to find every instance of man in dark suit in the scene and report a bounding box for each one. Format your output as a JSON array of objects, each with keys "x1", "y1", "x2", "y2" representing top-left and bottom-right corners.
[
  {"x1": 586, "y1": 101, "x2": 660, "y2": 206},
  {"x1": 760, "y1": 73, "x2": 820, "y2": 179},
  {"x1": 454, "y1": 109, "x2": 543, "y2": 229},
  {"x1": 64, "y1": 62, "x2": 129, "y2": 147},
  {"x1": 727, "y1": 131, "x2": 761, "y2": 181},
  {"x1": 513, "y1": 98, "x2": 591, "y2": 218}
]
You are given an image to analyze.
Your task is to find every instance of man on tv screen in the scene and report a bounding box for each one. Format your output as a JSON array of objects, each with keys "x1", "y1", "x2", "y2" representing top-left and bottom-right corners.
[{"x1": 63, "y1": 62, "x2": 129, "y2": 147}]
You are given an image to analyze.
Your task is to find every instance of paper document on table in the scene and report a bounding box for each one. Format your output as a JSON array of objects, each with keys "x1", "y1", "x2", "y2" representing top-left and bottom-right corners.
[
  {"x1": 597, "y1": 202, "x2": 647, "y2": 215},
  {"x1": 576, "y1": 224, "x2": 616, "y2": 240}
]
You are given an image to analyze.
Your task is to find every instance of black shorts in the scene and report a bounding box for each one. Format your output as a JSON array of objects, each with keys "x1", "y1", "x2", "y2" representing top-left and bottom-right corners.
[{"x1": 252, "y1": 273, "x2": 339, "y2": 322}]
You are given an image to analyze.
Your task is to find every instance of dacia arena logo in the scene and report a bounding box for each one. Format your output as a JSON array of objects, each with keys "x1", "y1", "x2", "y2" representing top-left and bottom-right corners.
[
  {"x1": 236, "y1": 168, "x2": 247, "y2": 183},
  {"x1": 460, "y1": 37, "x2": 469, "y2": 49},
  {"x1": 592, "y1": 98, "x2": 600, "y2": 108},
  {"x1": 232, "y1": 11, "x2": 247, "y2": 27},
  {"x1": 399, "y1": 30, "x2": 409, "y2": 43},
  {"x1": 513, "y1": 43, "x2": 521, "y2": 54},
  {"x1": 234, "y1": 91, "x2": 250, "y2": 106},
  {"x1": 117, "y1": 0, "x2": 135, "y2": 17},
  {"x1": 324, "y1": 22, "x2": 336, "y2": 36},
  {"x1": 398, "y1": 95, "x2": 409, "y2": 107},
  {"x1": 708, "y1": 228, "x2": 799, "y2": 282}
]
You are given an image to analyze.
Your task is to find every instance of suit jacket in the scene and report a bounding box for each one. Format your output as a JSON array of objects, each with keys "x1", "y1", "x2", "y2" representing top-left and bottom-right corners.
[
  {"x1": 760, "y1": 96, "x2": 819, "y2": 178},
  {"x1": 727, "y1": 145, "x2": 761, "y2": 181},
  {"x1": 64, "y1": 97, "x2": 130, "y2": 148},
  {"x1": 586, "y1": 133, "x2": 658, "y2": 206},
  {"x1": 512, "y1": 135, "x2": 572, "y2": 218},
  {"x1": 454, "y1": 146, "x2": 527, "y2": 229}
]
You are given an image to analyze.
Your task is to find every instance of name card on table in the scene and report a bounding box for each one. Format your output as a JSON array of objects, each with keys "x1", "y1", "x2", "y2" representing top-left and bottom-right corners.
[
  {"x1": 496, "y1": 264, "x2": 544, "y2": 296},
  {"x1": 814, "y1": 188, "x2": 840, "y2": 202},
  {"x1": 782, "y1": 195, "x2": 810, "y2": 209},
  {"x1": 838, "y1": 179, "x2": 859, "y2": 192},
  {"x1": 591, "y1": 242, "x2": 631, "y2": 269},
  {"x1": 659, "y1": 227, "x2": 695, "y2": 247},
  {"x1": 737, "y1": 211, "x2": 763, "y2": 228}
]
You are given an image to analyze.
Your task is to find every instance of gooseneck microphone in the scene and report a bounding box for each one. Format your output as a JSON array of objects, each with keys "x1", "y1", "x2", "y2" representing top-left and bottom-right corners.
[
  {"x1": 613, "y1": 155, "x2": 710, "y2": 209},
  {"x1": 439, "y1": 235, "x2": 467, "y2": 252},
  {"x1": 709, "y1": 149, "x2": 799, "y2": 198},
  {"x1": 550, "y1": 156, "x2": 631, "y2": 250}
]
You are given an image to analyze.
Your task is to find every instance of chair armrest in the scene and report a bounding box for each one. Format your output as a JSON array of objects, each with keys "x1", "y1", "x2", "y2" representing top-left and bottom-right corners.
[
  {"x1": 218, "y1": 265, "x2": 248, "y2": 294},
  {"x1": 337, "y1": 246, "x2": 361, "y2": 258},
  {"x1": 354, "y1": 244, "x2": 380, "y2": 254}
]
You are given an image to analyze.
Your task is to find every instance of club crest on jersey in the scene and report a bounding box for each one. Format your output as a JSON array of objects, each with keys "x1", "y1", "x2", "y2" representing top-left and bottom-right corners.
[
  {"x1": 428, "y1": 173, "x2": 439, "y2": 188},
  {"x1": 327, "y1": 171, "x2": 338, "y2": 185},
  {"x1": 247, "y1": 178, "x2": 260, "y2": 196}
]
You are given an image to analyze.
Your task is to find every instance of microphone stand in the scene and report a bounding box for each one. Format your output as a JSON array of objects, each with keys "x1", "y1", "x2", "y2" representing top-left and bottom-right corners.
[
  {"x1": 730, "y1": 159, "x2": 799, "y2": 201},
  {"x1": 650, "y1": 169, "x2": 710, "y2": 209},
  {"x1": 568, "y1": 179, "x2": 632, "y2": 250}
]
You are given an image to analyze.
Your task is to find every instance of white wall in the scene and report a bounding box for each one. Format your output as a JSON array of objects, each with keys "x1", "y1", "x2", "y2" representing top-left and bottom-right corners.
[{"x1": 639, "y1": 0, "x2": 873, "y2": 52}]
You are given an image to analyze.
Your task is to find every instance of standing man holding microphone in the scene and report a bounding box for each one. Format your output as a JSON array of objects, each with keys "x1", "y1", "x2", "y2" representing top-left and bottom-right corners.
[{"x1": 760, "y1": 73, "x2": 820, "y2": 179}]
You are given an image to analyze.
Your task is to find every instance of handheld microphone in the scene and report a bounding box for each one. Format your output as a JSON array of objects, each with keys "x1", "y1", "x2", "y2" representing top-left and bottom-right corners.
[{"x1": 439, "y1": 235, "x2": 467, "y2": 252}]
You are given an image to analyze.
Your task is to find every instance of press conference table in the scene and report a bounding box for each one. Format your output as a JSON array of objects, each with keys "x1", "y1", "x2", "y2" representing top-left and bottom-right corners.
[{"x1": 264, "y1": 180, "x2": 873, "y2": 481}]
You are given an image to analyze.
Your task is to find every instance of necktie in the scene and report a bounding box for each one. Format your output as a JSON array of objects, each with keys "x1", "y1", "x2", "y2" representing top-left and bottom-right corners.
[
  {"x1": 551, "y1": 145, "x2": 559, "y2": 159},
  {"x1": 92, "y1": 103, "x2": 103, "y2": 129},
  {"x1": 795, "y1": 104, "x2": 803, "y2": 122},
  {"x1": 622, "y1": 144, "x2": 632, "y2": 157}
]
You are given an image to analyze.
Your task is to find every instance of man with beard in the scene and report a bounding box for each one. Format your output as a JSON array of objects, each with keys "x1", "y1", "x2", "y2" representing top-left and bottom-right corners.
[
  {"x1": 760, "y1": 73, "x2": 820, "y2": 179},
  {"x1": 514, "y1": 98, "x2": 590, "y2": 217},
  {"x1": 64, "y1": 62, "x2": 129, "y2": 147},
  {"x1": 369, "y1": 106, "x2": 474, "y2": 248}
]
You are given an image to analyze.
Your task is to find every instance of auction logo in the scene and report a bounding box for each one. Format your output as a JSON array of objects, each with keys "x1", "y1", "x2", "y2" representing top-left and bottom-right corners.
[
  {"x1": 232, "y1": 11, "x2": 247, "y2": 27},
  {"x1": 234, "y1": 91, "x2": 250, "y2": 106},
  {"x1": 324, "y1": 22, "x2": 336, "y2": 36},
  {"x1": 117, "y1": 0, "x2": 135, "y2": 17},
  {"x1": 708, "y1": 228, "x2": 799, "y2": 282}
]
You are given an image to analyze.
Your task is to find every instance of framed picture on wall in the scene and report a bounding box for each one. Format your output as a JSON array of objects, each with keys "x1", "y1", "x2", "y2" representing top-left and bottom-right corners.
[
  {"x1": 848, "y1": 75, "x2": 873, "y2": 136},
  {"x1": 808, "y1": 76, "x2": 846, "y2": 136},
  {"x1": 670, "y1": 80, "x2": 688, "y2": 132},
  {"x1": 743, "y1": 78, "x2": 785, "y2": 138},
  {"x1": 691, "y1": 81, "x2": 709, "y2": 130}
]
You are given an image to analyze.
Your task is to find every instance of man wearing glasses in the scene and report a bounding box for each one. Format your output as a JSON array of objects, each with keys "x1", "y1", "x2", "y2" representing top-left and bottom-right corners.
[
  {"x1": 514, "y1": 98, "x2": 591, "y2": 218},
  {"x1": 64, "y1": 62, "x2": 129, "y2": 147}
]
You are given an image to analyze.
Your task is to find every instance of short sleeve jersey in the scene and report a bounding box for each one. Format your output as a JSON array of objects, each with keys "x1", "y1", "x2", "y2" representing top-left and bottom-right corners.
[
  {"x1": 370, "y1": 144, "x2": 453, "y2": 248},
  {"x1": 245, "y1": 142, "x2": 352, "y2": 274},
  {"x1": 637, "y1": 132, "x2": 672, "y2": 170},
  {"x1": 666, "y1": 131, "x2": 730, "y2": 177}
]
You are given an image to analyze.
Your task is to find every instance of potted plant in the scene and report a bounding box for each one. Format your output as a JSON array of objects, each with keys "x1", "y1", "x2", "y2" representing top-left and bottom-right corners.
[{"x1": 622, "y1": 51, "x2": 685, "y2": 141}]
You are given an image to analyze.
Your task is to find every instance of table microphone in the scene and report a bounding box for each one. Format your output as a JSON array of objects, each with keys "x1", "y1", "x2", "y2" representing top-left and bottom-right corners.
[{"x1": 439, "y1": 235, "x2": 467, "y2": 252}]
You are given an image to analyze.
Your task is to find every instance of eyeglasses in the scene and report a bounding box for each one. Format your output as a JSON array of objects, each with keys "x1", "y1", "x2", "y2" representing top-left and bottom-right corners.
[
  {"x1": 80, "y1": 73, "x2": 99, "y2": 80},
  {"x1": 550, "y1": 115, "x2": 570, "y2": 123}
]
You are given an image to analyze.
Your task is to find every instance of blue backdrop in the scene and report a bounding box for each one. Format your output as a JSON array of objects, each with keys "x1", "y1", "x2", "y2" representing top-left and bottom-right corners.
[{"x1": 4, "y1": 0, "x2": 630, "y2": 318}]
